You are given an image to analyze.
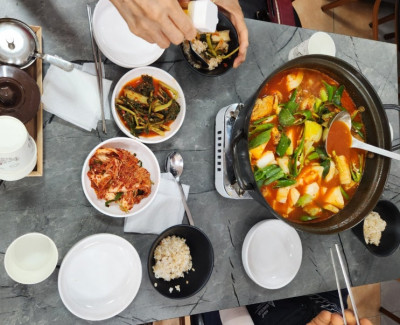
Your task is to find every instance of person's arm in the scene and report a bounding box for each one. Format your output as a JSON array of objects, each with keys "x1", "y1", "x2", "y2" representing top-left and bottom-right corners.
[
  {"x1": 109, "y1": 0, "x2": 197, "y2": 49},
  {"x1": 110, "y1": 0, "x2": 248, "y2": 68},
  {"x1": 308, "y1": 310, "x2": 373, "y2": 325}
]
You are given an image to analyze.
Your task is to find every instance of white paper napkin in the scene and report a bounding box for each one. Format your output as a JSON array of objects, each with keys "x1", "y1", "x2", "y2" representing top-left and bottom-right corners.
[
  {"x1": 42, "y1": 64, "x2": 112, "y2": 131},
  {"x1": 124, "y1": 173, "x2": 190, "y2": 234}
]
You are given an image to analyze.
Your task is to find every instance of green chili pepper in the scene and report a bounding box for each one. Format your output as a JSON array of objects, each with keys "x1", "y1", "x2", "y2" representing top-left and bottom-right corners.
[
  {"x1": 275, "y1": 179, "x2": 297, "y2": 188},
  {"x1": 300, "y1": 215, "x2": 320, "y2": 222},
  {"x1": 332, "y1": 85, "x2": 345, "y2": 106},
  {"x1": 254, "y1": 165, "x2": 276, "y2": 181},
  {"x1": 321, "y1": 159, "x2": 331, "y2": 178},
  {"x1": 206, "y1": 34, "x2": 217, "y2": 57},
  {"x1": 263, "y1": 166, "x2": 282, "y2": 180},
  {"x1": 320, "y1": 89, "x2": 328, "y2": 102},
  {"x1": 263, "y1": 170, "x2": 285, "y2": 186},
  {"x1": 340, "y1": 186, "x2": 350, "y2": 200},
  {"x1": 315, "y1": 147, "x2": 328, "y2": 160},
  {"x1": 105, "y1": 192, "x2": 124, "y2": 207},
  {"x1": 296, "y1": 194, "x2": 313, "y2": 207},
  {"x1": 249, "y1": 129, "x2": 272, "y2": 149},
  {"x1": 322, "y1": 81, "x2": 336, "y2": 102},
  {"x1": 278, "y1": 108, "x2": 295, "y2": 127},
  {"x1": 249, "y1": 123, "x2": 274, "y2": 136},
  {"x1": 307, "y1": 152, "x2": 319, "y2": 160},
  {"x1": 276, "y1": 133, "x2": 291, "y2": 157},
  {"x1": 291, "y1": 134, "x2": 305, "y2": 176}
]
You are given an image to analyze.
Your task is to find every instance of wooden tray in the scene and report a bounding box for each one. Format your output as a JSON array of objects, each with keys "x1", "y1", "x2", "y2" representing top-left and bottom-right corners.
[{"x1": 25, "y1": 25, "x2": 43, "y2": 177}]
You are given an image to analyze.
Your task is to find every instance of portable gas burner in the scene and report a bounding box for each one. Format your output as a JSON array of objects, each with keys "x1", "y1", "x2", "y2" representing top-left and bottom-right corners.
[{"x1": 215, "y1": 103, "x2": 252, "y2": 199}]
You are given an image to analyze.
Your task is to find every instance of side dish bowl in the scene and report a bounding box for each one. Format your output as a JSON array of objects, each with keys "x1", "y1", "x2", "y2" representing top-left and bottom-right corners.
[
  {"x1": 81, "y1": 137, "x2": 160, "y2": 218},
  {"x1": 180, "y1": 11, "x2": 239, "y2": 77},
  {"x1": 352, "y1": 200, "x2": 400, "y2": 257},
  {"x1": 111, "y1": 67, "x2": 186, "y2": 144},
  {"x1": 147, "y1": 224, "x2": 214, "y2": 299}
]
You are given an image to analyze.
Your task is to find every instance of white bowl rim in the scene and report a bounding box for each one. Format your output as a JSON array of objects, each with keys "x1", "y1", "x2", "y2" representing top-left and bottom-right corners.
[
  {"x1": 111, "y1": 66, "x2": 186, "y2": 144},
  {"x1": 241, "y1": 219, "x2": 303, "y2": 289},
  {"x1": 92, "y1": 0, "x2": 164, "y2": 68},
  {"x1": 58, "y1": 233, "x2": 142, "y2": 321},
  {"x1": 4, "y1": 232, "x2": 58, "y2": 284},
  {"x1": 81, "y1": 137, "x2": 161, "y2": 217}
]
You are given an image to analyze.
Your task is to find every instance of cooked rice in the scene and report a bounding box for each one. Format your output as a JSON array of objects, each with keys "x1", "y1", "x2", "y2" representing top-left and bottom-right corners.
[
  {"x1": 153, "y1": 235, "x2": 192, "y2": 281},
  {"x1": 363, "y1": 211, "x2": 386, "y2": 246}
]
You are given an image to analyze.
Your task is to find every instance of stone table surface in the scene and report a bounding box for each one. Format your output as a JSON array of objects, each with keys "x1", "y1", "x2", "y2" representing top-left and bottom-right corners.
[{"x1": 1, "y1": 1, "x2": 400, "y2": 324}]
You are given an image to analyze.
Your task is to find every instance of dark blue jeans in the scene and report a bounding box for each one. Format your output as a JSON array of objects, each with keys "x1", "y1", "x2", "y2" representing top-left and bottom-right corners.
[{"x1": 197, "y1": 289, "x2": 347, "y2": 325}]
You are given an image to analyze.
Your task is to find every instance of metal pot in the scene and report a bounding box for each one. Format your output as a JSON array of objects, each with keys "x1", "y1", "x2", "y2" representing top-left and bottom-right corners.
[
  {"x1": 232, "y1": 55, "x2": 399, "y2": 234},
  {"x1": 0, "y1": 18, "x2": 74, "y2": 71}
]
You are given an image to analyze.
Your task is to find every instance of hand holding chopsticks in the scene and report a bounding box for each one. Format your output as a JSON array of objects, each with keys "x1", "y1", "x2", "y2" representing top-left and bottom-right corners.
[
  {"x1": 87, "y1": 5, "x2": 107, "y2": 134},
  {"x1": 308, "y1": 244, "x2": 372, "y2": 325},
  {"x1": 330, "y1": 244, "x2": 360, "y2": 325}
]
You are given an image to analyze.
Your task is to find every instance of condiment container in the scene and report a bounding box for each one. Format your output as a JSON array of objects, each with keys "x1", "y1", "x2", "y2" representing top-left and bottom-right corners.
[
  {"x1": 0, "y1": 115, "x2": 37, "y2": 181},
  {"x1": 187, "y1": 0, "x2": 218, "y2": 33}
]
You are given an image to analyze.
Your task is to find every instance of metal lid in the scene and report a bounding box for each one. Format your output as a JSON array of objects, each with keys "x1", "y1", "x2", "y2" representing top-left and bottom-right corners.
[{"x1": 0, "y1": 18, "x2": 37, "y2": 67}]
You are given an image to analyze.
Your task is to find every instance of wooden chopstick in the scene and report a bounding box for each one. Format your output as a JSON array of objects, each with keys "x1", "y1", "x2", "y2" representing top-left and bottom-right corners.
[
  {"x1": 86, "y1": 5, "x2": 107, "y2": 134},
  {"x1": 330, "y1": 244, "x2": 360, "y2": 325}
]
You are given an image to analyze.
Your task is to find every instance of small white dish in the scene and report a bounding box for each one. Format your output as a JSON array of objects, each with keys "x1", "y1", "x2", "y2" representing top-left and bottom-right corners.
[
  {"x1": 82, "y1": 137, "x2": 160, "y2": 217},
  {"x1": 242, "y1": 220, "x2": 302, "y2": 289},
  {"x1": 111, "y1": 67, "x2": 186, "y2": 144},
  {"x1": 93, "y1": 0, "x2": 164, "y2": 68},
  {"x1": 0, "y1": 116, "x2": 37, "y2": 181},
  {"x1": 58, "y1": 234, "x2": 142, "y2": 321},
  {"x1": 4, "y1": 233, "x2": 58, "y2": 284}
]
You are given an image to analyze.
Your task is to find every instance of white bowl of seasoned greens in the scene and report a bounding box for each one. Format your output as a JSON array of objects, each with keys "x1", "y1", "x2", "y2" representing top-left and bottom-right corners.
[
  {"x1": 82, "y1": 137, "x2": 160, "y2": 218},
  {"x1": 111, "y1": 67, "x2": 186, "y2": 144}
]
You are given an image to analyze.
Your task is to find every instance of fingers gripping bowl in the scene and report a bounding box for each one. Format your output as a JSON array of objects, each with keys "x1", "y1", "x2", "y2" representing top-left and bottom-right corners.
[
  {"x1": 81, "y1": 137, "x2": 160, "y2": 218},
  {"x1": 111, "y1": 67, "x2": 186, "y2": 144}
]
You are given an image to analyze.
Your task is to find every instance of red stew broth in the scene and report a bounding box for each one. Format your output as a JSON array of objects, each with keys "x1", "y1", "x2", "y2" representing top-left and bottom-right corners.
[{"x1": 251, "y1": 68, "x2": 365, "y2": 223}]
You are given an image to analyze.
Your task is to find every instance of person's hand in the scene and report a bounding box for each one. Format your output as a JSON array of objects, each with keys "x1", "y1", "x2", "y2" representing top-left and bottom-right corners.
[
  {"x1": 213, "y1": 0, "x2": 249, "y2": 68},
  {"x1": 307, "y1": 310, "x2": 373, "y2": 325},
  {"x1": 109, "y1": 0, "x2": 197, "y2": 49}
]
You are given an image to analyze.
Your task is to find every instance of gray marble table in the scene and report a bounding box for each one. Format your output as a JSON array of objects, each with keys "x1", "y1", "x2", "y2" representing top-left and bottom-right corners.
[{"x1": 1, "y1": 1, "x2": 400, "y2": 324}]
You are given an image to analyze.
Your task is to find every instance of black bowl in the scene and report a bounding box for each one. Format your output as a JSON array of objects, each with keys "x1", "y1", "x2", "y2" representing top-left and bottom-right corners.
[
  {"x1": 180, "y1": 11, "x2": 239, "y2": 77},
  {"x1": 352, "y1": 200, "x2": 400, "y2": 257},
  {"x1": 147, "y1": 225, "x2": 214, "y2": 299}
]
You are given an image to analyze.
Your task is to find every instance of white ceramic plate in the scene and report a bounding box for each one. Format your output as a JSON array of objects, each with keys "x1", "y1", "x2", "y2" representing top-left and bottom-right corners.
[
  {"x1": 58, "y1": 234, "x2": 142, "y2": 321},
  {"x1": 242, "y1": 220, "x2": 302, "y2": 289},
  {"x1": 92, "y1": 0, "x2": 164, "y2": 68},
  {"x1": 81, "y1": 137, "x2": 160, "y2": 217},
  {"x1": 111, "y1": 67, "x2": 186, "y2": 144}
]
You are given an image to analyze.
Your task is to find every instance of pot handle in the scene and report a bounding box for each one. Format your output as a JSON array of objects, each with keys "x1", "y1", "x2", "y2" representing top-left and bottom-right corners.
[
  {"x1": 37, "y1": 53, "x2": 74, "y2": 72},
  {"x1": 384, "y1": 104, "x2": 400, "y2": 151},
  {"x1": 231, "y1": 129, "x2": 255, "y2": 191}
]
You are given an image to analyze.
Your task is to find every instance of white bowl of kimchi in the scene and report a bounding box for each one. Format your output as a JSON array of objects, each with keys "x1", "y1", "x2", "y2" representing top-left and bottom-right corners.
[
  {"x1": 111, "y1": 67, "x2": 186, "y2": 144},
  {"x1": 82, "y1": 137, "x2": 160, "y2": 217}
]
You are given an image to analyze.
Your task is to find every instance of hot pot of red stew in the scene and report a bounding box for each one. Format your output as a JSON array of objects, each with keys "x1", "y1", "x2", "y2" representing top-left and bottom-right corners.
[{"x1": 232, "y1": 55, "x2": 397, "y2": 234}]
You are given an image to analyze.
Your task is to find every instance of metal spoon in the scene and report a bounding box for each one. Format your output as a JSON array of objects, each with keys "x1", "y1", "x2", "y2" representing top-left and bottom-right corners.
[
  {"x1": 189, "y1": 41, "x2": 209, "y2": 69},
  {"x1": 326, "y1": 111, "x2": 400, "y2": 160},
  {"x1": 165, "y1": 152, "x2": 195, "y2": 226}
]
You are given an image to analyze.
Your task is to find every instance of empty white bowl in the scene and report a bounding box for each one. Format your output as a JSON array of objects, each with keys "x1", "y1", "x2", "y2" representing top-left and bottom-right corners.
[
  {"x1": 0, "y1": 116, "x2": 37, "y2": 181},
  {"x1": 4, "y1": 233, "x2": 58, "y2": 284},
  {"x1": 81, "y1": 137, "x2": 161, "y2": 217},
  {"x1": 242, "y1": 220, "x2": 302, "y2": 289},
  {"x1": 111, "y1": 67, "x2": 186, "y2": 144}
]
